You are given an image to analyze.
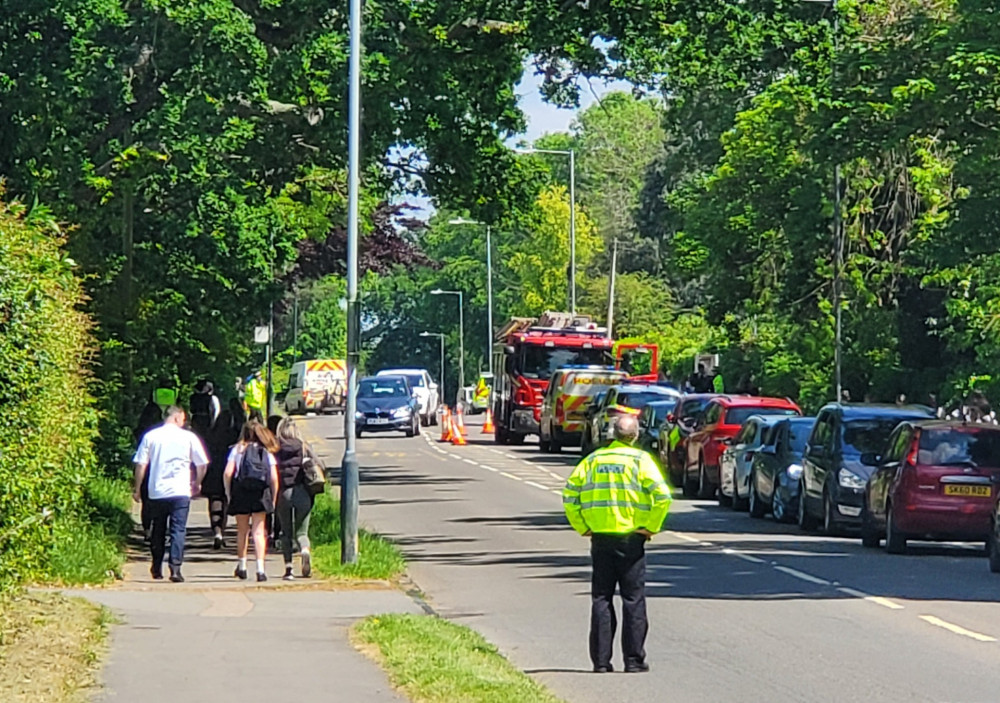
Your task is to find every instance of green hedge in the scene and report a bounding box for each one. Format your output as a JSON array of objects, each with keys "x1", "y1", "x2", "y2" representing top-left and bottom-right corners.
[{"x1": 0, "y1": 198, "x2": 106, "y2": 590}]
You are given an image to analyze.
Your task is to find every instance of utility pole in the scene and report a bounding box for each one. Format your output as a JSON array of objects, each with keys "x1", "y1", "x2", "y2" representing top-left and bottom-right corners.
[
  {"x1": 569, "y1": 149, "x2": 576, "y2": 314},
  {"x1": 292, "y1": 288, "x2": 299, "y2": 365},
  {"x1": 606, "y1": 239, "x2": 618, "y2": 338},
  {"x1": 340, "y1": 0, "x2": 363, "y2": 565}
]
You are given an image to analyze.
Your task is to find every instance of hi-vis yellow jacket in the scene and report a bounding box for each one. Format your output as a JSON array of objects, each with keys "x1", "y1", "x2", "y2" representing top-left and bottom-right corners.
[{"x1": 563, "y1": 441, "x2": 672, "y2": 536}]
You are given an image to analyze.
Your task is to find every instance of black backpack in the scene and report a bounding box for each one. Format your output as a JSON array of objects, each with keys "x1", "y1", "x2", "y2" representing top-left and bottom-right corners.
[{"x1": 236, "y1": 444, "x2": 270, "y2": 489}]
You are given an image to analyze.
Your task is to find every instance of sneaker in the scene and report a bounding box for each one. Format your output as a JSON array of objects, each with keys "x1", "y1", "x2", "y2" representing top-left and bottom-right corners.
[
  {"x1": 301, "y1": 551, "x2": 312, "y2": 579},
  {"x1": 256, "y1": 572, "x2": 268, "y2": 582},
  {"x1": 212, "y1": 535, "x2": 224, "y2": 551},
  {"x1": 169, "y1": 571, "x2": 185, "y2": 583},
  {"x1": 283, "y1": 567, "x2": 295, "y2": 581},
  {"x1": 235, "y1": 567, "x2": 248, "y2": 580}
]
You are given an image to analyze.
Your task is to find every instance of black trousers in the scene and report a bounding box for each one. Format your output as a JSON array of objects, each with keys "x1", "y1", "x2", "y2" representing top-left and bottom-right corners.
[{"x1": 590, "y1": 532, "x2": 648, "y2": 669}]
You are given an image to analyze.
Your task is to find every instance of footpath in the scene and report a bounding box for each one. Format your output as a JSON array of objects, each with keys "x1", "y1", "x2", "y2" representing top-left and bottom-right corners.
[{"x1": 67, "y1": 502, "x2": 421, "y2": 703}]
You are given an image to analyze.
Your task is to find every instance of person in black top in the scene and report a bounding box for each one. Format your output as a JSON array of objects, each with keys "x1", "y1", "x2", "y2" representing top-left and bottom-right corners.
[
  {"x1": 688, "y1": 364, "x2": 714, "y2": 394},
  {"x1": 274, "y1": 417, "x2": 316, "y2": 580}
]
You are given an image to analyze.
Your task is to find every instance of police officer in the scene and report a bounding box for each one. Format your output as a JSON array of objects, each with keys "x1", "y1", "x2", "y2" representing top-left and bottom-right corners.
[
  {"x1": 245, "y1": 370, "x2": 267, "y2": 422},
  {"x1": 563, "y1": 414, "x2": 672, "y2": 674}
]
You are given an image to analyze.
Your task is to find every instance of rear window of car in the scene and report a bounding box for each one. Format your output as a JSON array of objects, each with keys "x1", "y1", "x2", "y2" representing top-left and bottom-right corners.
[
  {"x1": 650, "y1": 402, "x2": 677, "y2": 423},
  {"x1": 618, "y1": 391, "x2": 675, "y2": 409},
  {"x1": 725, "y1": 406, "x2": 798, "y2": 426},
  {"x1": 917, "y1": 428, "x2": 1000, "y2": 467},
  {"x1": 403, "y1": 374, "x2": 425, "y2": 388},
  {"x1": 842, "y1": 419, "x2": 901, "y2": 456},
  {"x1": 679, "y1": 397, "x2": 711, "y2": 420}
]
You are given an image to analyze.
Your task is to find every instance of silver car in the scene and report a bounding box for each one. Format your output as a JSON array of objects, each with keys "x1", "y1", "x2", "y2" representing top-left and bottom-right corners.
[{"x1": 719, "y1": 415, "x2": 785, "y2": 509}]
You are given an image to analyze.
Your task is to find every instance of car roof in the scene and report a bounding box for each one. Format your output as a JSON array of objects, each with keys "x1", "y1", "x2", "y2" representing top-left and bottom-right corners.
[
  {"x1": 741, "y1": 413, "x2": 802, "y2": 426},
  {"x1": 557, "y1": 364, "x2": 617, "y2": 370},
  {"x1": 644, "y1": 399, "x2": 679, "y2": 408},
  {"x1": 910, "y1": 419, "x2": 1000, "y2": 431},
  {"x1": 377, "y1": 368, "x2": 427, "y2": 374},
  {"x1": 363, "y1": 374, "x2": 408, "y2": 383},
  {"x1": 825, "y1": 403, "x2": 935, "y2": 420},
  {"x1": 717, "y1": 396, "x2": 799, "y2": 408},
  {"x1": 614, "y1": 384, "x2": 680, "y2": 394}
]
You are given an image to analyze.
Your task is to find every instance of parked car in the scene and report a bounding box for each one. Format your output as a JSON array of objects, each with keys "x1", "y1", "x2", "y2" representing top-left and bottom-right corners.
[
  {"x1": 638, "y1": 399, "x2": 679, "y2": 461},
  {"x1": 863, "y1": 421, "x2": 1000, "y2": 554},
  {"x1": 376, "y1": 368, "x2": 439, "y2": 426},
  {"x1": 683, "y1": 396, "x2": 802, "y2": 498},
  {"x1": 661, "y1": 394, "x2": 719, "y2": 488},
  {"x1": 719, "y1": 415, "x2": 785, "y2": 509},
  {"x1": 355, "y1": 375, "x2": 420, "y2": 438},
  {"x1": 581, "y1": 383, "x2": 681, "y2": 454},
  {"x1": 748, "y1": 416, "x2": 816, "y2": 521},
  {"x1": 539, "y1": 366, "x2": 626, "y2": 453},
  {"x1": 799, "y1": 403, "x2": 935, "y2": 534}
]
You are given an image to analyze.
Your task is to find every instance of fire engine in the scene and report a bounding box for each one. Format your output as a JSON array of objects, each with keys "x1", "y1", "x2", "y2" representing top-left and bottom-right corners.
[{"x1": 492, "y1": 312, "x2": 614, "y2": 444}]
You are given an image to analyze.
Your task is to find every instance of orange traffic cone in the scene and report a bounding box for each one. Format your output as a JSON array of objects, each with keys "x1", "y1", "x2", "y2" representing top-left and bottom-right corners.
[
  {"x1": 456, "y1": 406, "x2": 468, "y2": 436},
  {"x1": 439, "y1": 407, "x2": 453, "y2": 442},
  {"x1": 482, "y1": 408, "x2": 495, "y2": 434},
  {"x1": 450, "y1": 415, "x2": 467, "y2": 446}
]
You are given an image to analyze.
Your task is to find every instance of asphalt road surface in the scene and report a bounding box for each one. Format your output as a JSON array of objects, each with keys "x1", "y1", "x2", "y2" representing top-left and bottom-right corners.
[{"x1": 301, "y1": 414, "x2": 1000, "y2": 703}]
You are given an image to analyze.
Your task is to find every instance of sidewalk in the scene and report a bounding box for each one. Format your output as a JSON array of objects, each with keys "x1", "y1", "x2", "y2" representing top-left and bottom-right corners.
[{"x1": 68, "y1": 499, "x2": 421, "y2": 703}]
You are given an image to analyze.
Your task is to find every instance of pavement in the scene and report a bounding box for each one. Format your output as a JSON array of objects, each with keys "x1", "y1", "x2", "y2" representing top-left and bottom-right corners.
[
  {"x1": 300, "y1": 413, "x2": 1000, "y2": 703},
  {"x1": 67, "y1": 496, "x2": 422, "y2": 703}
]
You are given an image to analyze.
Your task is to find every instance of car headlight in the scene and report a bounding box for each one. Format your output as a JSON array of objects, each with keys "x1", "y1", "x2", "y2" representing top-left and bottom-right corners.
[
  {"x1": 354, "y1": 411, "x2": 364, "y2": 420},
  {"x1": 838, "y1": 468, "x2": 866, "y2": 490},
  {"x1": 392, "y1": 406, "x2": 412, "y2": 418},
  {"x1": 786, "y1": 463, "x2": 803, "y2": 480}
]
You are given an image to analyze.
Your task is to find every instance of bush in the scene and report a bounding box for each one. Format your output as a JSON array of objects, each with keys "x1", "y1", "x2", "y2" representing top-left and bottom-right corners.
[{"x1": 0, "y1": 198, "x2": 104, "y2": 591}]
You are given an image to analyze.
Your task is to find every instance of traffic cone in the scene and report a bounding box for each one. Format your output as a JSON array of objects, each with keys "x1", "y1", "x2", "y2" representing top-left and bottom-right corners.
[
  {"x1": 456, "y1": 406, "x2": 468, "y2": 436},
  {"x1": 482, "y1": 408, "x2": 495, "y2": 434},
  {"x1": 450, "y1": 415, "x2": 467, "y2": 446},
  {"x1": 439, "y1": 407, "x2": 453, "y2": 442}
]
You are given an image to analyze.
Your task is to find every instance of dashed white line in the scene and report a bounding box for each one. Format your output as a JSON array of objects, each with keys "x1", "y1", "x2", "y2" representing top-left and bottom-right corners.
[
  {"x1": 919, "y1": 615, "x2": 996, "y2": 642},
  {"x1": 500, "y1": 472, "x2": 523, "y2": 482},
  {"x1": 673, "y1": 532, "x2": 702, "y2": 544},
  {"x1": 836, "y1": 587, "x2": 904, "y2": 610},
  {"x1": 525, "y1": 481, "x2": 548, "y2": 490},
  {"x1": 463, "y1": 458, "x2": 478, "y2": 466},
  {"x1": 480, "y1": 465, "x2": 499, "y2": 473},
  {"x1": 723, "y1": 548, "x2": 765, "y2": 564},
  {"x1": 773, "y1": 565, "x2": 831, "y2": 586}
]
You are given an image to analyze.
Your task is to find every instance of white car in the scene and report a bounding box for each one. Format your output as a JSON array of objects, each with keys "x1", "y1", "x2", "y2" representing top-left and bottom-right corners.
[{"x1": 376, "y1": 368, "x2": 439, "y2": 426}]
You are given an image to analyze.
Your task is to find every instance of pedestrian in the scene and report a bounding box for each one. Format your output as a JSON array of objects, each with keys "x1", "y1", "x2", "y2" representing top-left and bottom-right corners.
[
  {"x1": 274, "y1": 417, "x2": 316, "y2": 580},
  {"x1": 245, "y1": 370, "x2": 267, "y2": 422},
  {"x1": 224, "y1": 419, "x2": 280, "y2": 582},
  {"x1": 266, "y1": 414, "x2": 283, "y2": 547},
  {"x1": 134, "y1": 397, "x2": 164, "y2": 542},
  {"x1": 563, "y1": 415, "x2": 672, "y2": 674},
  {"x1": 132, "y1": 405, "x2": 209, "y2": 583},
  {"x1": 688, "y1": 364, "x2": 713, "y2": 394},
  {"x1": 203, "y1": 406, "x2": 242, "y2": 549},
  {"x1": 189, "y1": 379, "x2": 220, "y2": 437}
]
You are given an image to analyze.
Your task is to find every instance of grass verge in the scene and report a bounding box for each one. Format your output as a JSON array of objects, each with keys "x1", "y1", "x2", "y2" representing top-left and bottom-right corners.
[
  {"x1": 309, "y1": 489, "x2": 405, "y2": 580},
  {"x1": 48, "y1": 477, "x2": 133, "y2": 585},
  {"x1": 0, "y1": 591, "x2": 112, "y2": 703},
  {"x1": 353, "y1": 614, "x2": 564, "y2": 703}
]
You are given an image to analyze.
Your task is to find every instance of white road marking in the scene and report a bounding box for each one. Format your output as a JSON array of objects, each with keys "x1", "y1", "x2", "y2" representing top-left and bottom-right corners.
[
  {"x1": 673, "y1": 532, "x2": 702, "y2": 544},
  {"x1": 919, "y1": 615, "x2": 996, "y2": 642},
  {"x1": 463, "y1": 458, "x2": 478, "y2": 466},
  {"x1": 525, "y1": 481, "x2": 548, "y2": 490},
  {"x1": 505, "y1": 454, "x2": 520, "y2": 459},
  {"x1": 836, "y1": 587, "x2": 904, "y2": 610},
  {"x1": 548, "y1": 470, "x2": 564, "y2": 481},
  {"x1": 551, "y1": 489, "x2": 562, "y2": 496},
  {"x1": 723, "y1": 548, "x2": 765, "y2": 564},
  {"x1": 774, "y1": 566, "x2": 831, "y2": 586},
  {"x1": 500, "y1": 472, "x2": 523, "y2": 482},
  {"x1": 480, "y1": 465, "x2": 499, "y2": 473}
]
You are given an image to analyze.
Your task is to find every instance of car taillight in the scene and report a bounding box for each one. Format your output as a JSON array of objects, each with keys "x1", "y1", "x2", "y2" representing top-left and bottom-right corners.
[
  {"x1": 555, "y1": 397, "x2": 565, "y2": 422},
  {"x1": 906, "y1": 435, "x2": 920, "y2": 468}
]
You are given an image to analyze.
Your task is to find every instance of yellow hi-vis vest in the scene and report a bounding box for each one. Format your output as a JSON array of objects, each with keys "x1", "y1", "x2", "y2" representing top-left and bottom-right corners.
[
  {"x1": 563, "y1": 441, "x2": 672, "y2": 536},
  {"x1": 246, "y1": 378, "x2": 266, "y2": 410}
]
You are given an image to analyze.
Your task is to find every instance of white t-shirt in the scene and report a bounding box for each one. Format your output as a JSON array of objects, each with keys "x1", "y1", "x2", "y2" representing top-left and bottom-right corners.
[{"x1": 134, "y1": 423, "x2": 209, "y2": 499}]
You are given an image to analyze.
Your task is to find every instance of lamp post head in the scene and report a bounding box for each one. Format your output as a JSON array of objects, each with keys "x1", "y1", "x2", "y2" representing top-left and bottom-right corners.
[
  {"x1": 448, "y1": 218, "x2": 482, "y2": 226},
  {"x1": 430, "y1": 289, "x2": 444, "y2": 295}
]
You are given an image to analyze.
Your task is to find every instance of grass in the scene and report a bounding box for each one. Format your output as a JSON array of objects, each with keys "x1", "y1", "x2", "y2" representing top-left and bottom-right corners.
[
  {"x1": 309, "y1": 490, "x2": 405, "y2": 580},
  {"x1": 0, "y1": 591, "x2": 112, "y2": 703},
  {"x1": 47, "y1": 477, "x2": 133, "y2": 585},
  {"x1": 353, "y1": 614, "x2": 564, "y2": 703}
]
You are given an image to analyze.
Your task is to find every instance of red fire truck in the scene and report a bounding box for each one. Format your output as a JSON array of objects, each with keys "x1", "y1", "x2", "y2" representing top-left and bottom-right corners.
[{"x1": 492, "y1": 312, "x2": 615, "y2": 445}]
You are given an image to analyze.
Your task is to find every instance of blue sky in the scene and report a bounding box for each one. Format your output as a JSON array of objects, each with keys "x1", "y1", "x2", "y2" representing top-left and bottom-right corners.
[{"x1": 516, "y1": 64, "x2": 631, "y2": 141}]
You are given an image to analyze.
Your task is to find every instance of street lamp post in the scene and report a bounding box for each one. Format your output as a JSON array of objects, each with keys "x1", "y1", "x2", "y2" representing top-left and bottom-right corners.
[
  {"x1": 514, "y1": 147, "x2": 576, "y2": 313},
  {"x1": 431, "y1": 289, "x2": 464, "y2": 403},
  {"x1": 448, "y1": 218, "x2": 493, "y2": 372},
  {"x1": 419, "y1": 332, "x2": 445, "y2": 396}
]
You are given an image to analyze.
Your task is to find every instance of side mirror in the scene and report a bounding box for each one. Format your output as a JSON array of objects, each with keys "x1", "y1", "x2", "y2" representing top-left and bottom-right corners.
[
  {"x1": 429, "y1": 382, "x2": 438, "y2": 391},
  {"x1": 503, "y1": 345, "x2": 516, "y2": 356},
  {"x1": 666, "y1": 413, "x2": 676, "y2": 423},
  {"x1": 860, "y1": 452, "x2": 880, "y2": 467}
]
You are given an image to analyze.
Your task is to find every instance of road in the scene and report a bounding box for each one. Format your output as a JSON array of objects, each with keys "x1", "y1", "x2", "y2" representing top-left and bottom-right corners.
[{"x1": 302, "y1": 414, "x2": 1000, "y2": 703}]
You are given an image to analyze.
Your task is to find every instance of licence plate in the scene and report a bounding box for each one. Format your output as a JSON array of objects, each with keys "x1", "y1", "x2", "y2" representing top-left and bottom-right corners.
[
  {"x1": 368, "y1": 417, "x2": 390, "y2": 425},
  {"x1": 944, "y1": 484, "x2": 991, "y2": 497}
]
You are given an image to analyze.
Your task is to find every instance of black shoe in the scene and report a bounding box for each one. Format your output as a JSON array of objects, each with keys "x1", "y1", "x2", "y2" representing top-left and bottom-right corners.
[
  {"x1": 624, "y1": 662, "x2": 649, "y2": 673},
  {"x1": 150, "y1": 566, "x2": 164, "y2": 581},
  {"x1": 593, "y1": 665, "x2": 614, "y2": 673},
  {"x1": 235, "y1": 567, "x2": 248, "y2": 580},
  {"x1": 256, "y1": 572, "x2": 268, "y2": 582},
  {"x1": 213, "y1": 536, "x2": 224, "y2": 550},
  {"x1": 283, "y1": 567, "x2": 295, "y2": 581},
  {"x1": 169, "y1": 571, "x2": 185, "y2": 583}
]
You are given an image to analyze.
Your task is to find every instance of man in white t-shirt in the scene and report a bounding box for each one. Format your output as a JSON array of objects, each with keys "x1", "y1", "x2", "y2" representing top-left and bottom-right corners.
[{"x1": 133, "y1": 405, "x2": 209, "y2": 582}]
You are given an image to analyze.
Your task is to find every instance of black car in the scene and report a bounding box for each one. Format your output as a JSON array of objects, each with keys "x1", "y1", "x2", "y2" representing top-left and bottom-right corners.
[
  {"x1": 799, "y1": 403, "x2": 935, "y2": 534},
  {"x1": 748, "y1": 416, "x2": 815, "y2": 522},
  {"x1": 637, "y1": 400, "x2": 678, "y2": 460},
  {"x1": 355, "y1": 375, "x2": 420, "y2": 438}
]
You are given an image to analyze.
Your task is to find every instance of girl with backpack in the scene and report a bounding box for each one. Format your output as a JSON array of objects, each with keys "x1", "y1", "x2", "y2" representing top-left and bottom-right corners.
[{"x1": 224, "y1": 420, "x2": 280, "y2": 581}]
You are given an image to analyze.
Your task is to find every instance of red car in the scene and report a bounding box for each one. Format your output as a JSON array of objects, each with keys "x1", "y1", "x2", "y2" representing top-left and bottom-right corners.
[
  {"x1": 864, "y1": 421, "x2": 1000, "y2": 554},
  {"x1": 683, "y1": 396, "x2": 802, "y2": 498}
]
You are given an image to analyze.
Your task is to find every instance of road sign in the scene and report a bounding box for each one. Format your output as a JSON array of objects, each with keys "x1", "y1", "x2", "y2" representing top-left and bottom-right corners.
[{"x1": 254, "y1": 326, "x2": 269, "y2": 344}]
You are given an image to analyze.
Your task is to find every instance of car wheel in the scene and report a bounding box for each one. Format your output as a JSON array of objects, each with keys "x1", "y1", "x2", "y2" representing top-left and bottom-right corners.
[
  {"x1": 550, "y1": 430, "x2": 562, "y2": 453},
  {"x1": 861, "y1": 501, "x2": 880, "y2": 548},
  {"x1": 495, "y1": 422, "x2": 507, "y2": 445},
  {"x1": 697, "y1": 457, "x2": 714, "y2": 499},
  {"x1": 414, "y1": 417, "x2": 421, "y2": 436},
  {"x1": 798, "y1": 483, "x2": 819, "y2": 531},
  {"x1": 355, "y1": 428, "x2": 363, "y2": 439},
  {"x1": 748, "y1": 472, "x2": 766, "y2": 519},
  {"x1": 431, "y1": 411, "x2": 438, "y2": 427},
  {"x1": 823, "y1": 489, "x2": 842, "y2": 537},
  {"x1": 885, "y1": 503, "x2": 907, "y2": 554},
  {"x1": 717, "y1": 476, "x2": 732, "y2": 507},
  {"x1": 988, "y1": 519, "x2": 1000, "y2": 573},
  {"x1": 731, "y1": 473, "x2": 748, "y2": 511}
]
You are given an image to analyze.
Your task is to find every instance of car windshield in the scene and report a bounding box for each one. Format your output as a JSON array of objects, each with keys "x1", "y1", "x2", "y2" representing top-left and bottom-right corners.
[
  {"x1": 359, "y1": 379, "x2": 408, "y2": 398},
  {"x1": 649, "y1": 402, "x2": 677, "y2": 423},
  {"x1": 918, "y1": 428, "x2": 1000, "y2": 467},
  {"x1": 726, "y1": 406, "x2": 798, "y2": 426},
  {"x1": 842, "y1": 419, "x2": 901, "y2": 456},
  {"x1": 520, "y1": 346, "x2": 607, "y2": 381},
  {"x1": 617, "y1": 391, "x2": 675, "y2": 410}
]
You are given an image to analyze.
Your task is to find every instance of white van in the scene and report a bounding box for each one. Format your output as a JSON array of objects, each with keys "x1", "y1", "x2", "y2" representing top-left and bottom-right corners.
[
  {"x1": 376, "y1": 368, "x2": 439, "y2": 426},
  {"x1": 284, "y1": 359, "x2": 347, "y2": 415}
]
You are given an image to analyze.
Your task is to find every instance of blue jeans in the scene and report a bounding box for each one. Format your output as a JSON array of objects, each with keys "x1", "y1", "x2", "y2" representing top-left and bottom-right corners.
[{"x1": 149, "y1": 497, "x2": 191, "y2": 571}]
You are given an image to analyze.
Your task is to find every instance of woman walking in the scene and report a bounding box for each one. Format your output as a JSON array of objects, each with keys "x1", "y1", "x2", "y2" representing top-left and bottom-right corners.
[
  {"x1": 202, "y1": 407, "x2": 242, "y2": 549},
  {"x1": 224, "y1": 420, "x2": 280, "y2": 581},
  {"x1": 274, "y1": 417, "x2": 316, "y2": 580}
]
